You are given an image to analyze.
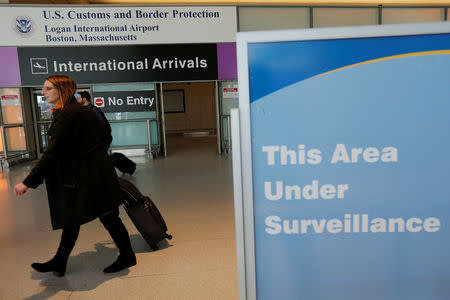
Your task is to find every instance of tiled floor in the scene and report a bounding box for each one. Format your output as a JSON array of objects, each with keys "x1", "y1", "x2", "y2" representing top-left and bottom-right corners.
[{"x1": 0, "y1": 135, "x2": 238, "y2": 300}]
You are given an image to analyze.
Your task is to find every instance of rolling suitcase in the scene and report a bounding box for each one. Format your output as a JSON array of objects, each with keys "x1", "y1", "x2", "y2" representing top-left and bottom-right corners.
[
  {"x1": 111, "y1": 152, "x2": 137, "y2": 175},
  {"x1": 118, "y1": 177, "x2": 172, "y2": 250}
]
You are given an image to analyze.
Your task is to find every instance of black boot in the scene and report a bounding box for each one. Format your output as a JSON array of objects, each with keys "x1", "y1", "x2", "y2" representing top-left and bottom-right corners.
[
  {"x1": 103, "y1": 253, "x2": 137, "y2": 273},
  {"x1": 31, "y1": 226, "x2": 79, "y2": 277},
  {"x1": 31, "y1": 257, "x2": 66, "y2": 277},
  {"x1": 100, "y1": 210, "x2": 136, "y2": 273}
]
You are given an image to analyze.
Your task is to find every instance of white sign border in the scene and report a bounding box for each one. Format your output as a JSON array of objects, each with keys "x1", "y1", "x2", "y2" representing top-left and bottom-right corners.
[{"x1": 235, "y1": 21, "x2": 450, "y2": 300}]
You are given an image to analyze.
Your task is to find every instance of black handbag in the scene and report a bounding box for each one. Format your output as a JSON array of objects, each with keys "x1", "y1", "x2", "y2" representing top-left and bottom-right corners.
[{"x1": 110, "y1": 153, "x2": 136, "y2": 175}]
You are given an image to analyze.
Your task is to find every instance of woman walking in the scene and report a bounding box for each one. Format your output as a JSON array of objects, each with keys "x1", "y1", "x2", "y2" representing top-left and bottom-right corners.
[{"x1": 14, "y1": 75, "x2": 136, "y2": 276}]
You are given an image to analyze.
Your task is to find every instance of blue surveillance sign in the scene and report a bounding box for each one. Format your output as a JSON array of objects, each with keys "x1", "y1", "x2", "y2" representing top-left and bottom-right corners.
[{"x1": 235, "y1": 23, "x2": 450, "y2": 300}]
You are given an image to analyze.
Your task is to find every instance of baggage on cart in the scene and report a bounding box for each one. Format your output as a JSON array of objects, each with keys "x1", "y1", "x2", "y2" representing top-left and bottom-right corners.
[{"x1": 118, "y1": 177, "x2": 172, "y2": 250}]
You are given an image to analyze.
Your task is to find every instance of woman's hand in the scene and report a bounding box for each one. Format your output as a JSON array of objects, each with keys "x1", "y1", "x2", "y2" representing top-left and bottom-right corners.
[{"x1": 14, "y1": 183, "x2": 29, "y2": 196}]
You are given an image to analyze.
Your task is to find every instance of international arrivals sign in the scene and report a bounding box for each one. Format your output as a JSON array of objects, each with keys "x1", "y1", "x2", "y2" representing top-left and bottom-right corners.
[
  {"x1": 17, "y1": 44, "x2": 218, "y2": 85},
  {"x1": 0, "y1": 6, "x2": 236, "y2": 46}
]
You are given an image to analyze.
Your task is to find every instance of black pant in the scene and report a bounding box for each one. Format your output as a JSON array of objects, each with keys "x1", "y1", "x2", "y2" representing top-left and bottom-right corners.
[
  {"x1": 99, "y1": 208, "x2": 134, "y2": 257},
  {"x1": 56, "y1": 208, "x2": 134, "y2": 261}
]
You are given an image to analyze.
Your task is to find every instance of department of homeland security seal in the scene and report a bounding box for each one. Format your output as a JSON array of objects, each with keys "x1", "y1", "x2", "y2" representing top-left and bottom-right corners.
[{"x1": 14, "y1": 16, "x2": 34, "y2": 37}]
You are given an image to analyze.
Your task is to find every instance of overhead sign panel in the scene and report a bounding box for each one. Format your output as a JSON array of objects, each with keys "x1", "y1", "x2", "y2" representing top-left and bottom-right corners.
[
  {"x1": 1, "y1": 6, "x2": 236, "y2": 46},
  {"x1": 17, "y1": 44, "x2": 218, "y2": 85},
  {"x1": 235, "y1": 22, "x2": 450, "y2": 300}
]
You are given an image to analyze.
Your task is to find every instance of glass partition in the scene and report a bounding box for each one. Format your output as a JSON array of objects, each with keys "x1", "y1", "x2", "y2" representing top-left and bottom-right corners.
[
  {"x1": 219, "y1": 80, "x2": 238, "y2": 153},
  {"x1": 0, "y1": 129, "x2": 3, "y2": 152},
  {"x1": 313, "y1": 7, "x2": 378, "y2": 27},
  {"x1": 5, "y1": 126, "x2": 26, "y2": 151},
  {"x1": 36, "y1": 93, "x2": 54, "y2": 121},
  {"x1": 110, "y1": 121, "x2": 150, "y2": 147},
  {"x1": 32, "y1": 91, "x2": 53, "y2": 155},
  {"x1": 1, "y1": 89, "x2": 23, "y2": 124},
  {"x1": 382, "y1": 8, "x2": 443, "y2": 24},
  {"x1": 221, "y1": 80, "x2": 239, "y2": 115},
  {"x1": 238, "y1": 7, "x2": 310, "y2": 31},
  {"x1": 238, "y1": 6, "x2": 447, "y2": 33},
  {"x1": 0, "y1": 88, "x2": 27, "y2": 161}
]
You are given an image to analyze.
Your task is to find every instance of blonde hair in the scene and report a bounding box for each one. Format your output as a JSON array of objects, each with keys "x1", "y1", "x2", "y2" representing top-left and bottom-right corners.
[{"x1": 46, "y1": 75, "x2": 77, "y2": 112}]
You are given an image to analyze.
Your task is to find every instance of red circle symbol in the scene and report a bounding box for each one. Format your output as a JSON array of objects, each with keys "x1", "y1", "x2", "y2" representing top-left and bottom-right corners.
[{"x1": 95, "y1": 98, "x2": 104, "y2": 107}]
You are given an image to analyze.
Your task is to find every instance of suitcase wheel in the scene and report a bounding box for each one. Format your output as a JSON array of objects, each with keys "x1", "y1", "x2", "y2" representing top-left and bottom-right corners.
[{"x1": 166, "y1": 234, "x2": 173, "y2": 240}]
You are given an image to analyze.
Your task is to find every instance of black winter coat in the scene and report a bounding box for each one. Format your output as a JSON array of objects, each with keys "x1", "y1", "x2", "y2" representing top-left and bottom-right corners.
[
  {"x1": 23, "y1": 99, "x2": 121, "y2": 230},
  {"x1": 87, "y1": 103, "x2": 112, "y2": 151}
]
